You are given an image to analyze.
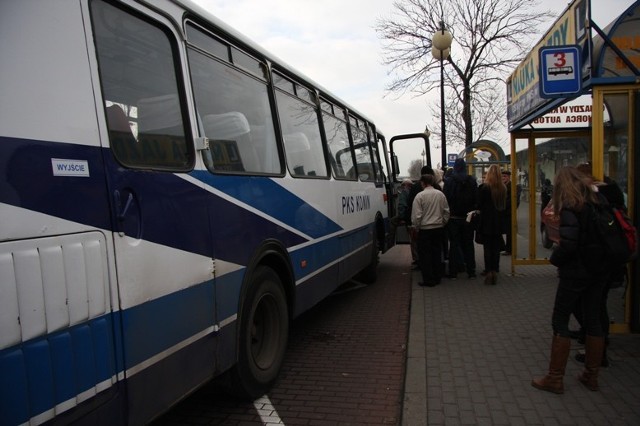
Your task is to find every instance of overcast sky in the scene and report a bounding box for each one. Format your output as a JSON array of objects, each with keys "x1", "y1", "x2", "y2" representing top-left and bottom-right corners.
[{"x1": 190, "y1": 0, "x2": 635, "y2": 169}]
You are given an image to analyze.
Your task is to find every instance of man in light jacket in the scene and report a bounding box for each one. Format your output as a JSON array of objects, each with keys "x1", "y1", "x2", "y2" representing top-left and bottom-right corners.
[{"x1": 412, "y1": 174, "x2": 450, "y2": 287}]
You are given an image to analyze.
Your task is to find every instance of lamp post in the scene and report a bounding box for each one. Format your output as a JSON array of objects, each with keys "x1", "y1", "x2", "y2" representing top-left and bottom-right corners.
[{"x1": 432, "y1": 21, "x2": 452, "y2": 171}]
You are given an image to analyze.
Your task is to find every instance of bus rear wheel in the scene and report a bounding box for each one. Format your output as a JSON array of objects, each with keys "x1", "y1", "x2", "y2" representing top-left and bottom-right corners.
[{"x1": 228, "y1": 266, "x2": 289, "y2": 399}]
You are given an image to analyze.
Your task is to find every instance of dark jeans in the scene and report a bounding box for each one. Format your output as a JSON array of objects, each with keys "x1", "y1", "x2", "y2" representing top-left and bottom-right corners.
[
  {"x1": 552, "y1": 278, "x2": 607, "y2": 338},
  {"x1": 573, "y1": 283, "x2": 612, "y2": 339},
  {"x1": 418, "y1": 227, "x2": 444, "y2": 285},
  {"x1": 482, "y1": 234, "x2": 502, "y2": 273},
  {"x1": 447, "y1": 218, "x2": 476, "y2": 275}
]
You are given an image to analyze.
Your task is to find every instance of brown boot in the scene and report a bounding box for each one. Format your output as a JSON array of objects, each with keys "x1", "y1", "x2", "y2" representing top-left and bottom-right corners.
[
  {"x1": 578, "y1": 335, "x2": 605, "y2": 391},
  {"x1": 491, "y1": 271, "x2": 498, "y2": 285},
  {"x1": 531, "y1": 335, "x2": 571, "y2": 394}
]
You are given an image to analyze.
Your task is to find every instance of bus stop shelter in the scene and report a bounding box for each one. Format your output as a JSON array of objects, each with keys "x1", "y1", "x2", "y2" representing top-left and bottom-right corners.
[{"x1": 505, "y1": 0, "x2": 640, "y2": 333}]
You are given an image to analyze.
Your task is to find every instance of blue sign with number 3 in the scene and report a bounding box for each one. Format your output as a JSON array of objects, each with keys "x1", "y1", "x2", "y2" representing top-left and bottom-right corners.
[{"x1": 539, "y1": 45, "x2": 582, "y2": 98}]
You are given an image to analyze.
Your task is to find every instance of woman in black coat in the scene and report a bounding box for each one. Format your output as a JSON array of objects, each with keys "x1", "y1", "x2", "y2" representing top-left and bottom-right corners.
[
  {"x1": 571, "y1": 162, "x2": 627, "y2": 366},
  {"x1": 532, "y1": 166, "x2": 608, "y2": 394},
  {"x1": 476, "y1": 165, "x2": 507, "y2": 285}
]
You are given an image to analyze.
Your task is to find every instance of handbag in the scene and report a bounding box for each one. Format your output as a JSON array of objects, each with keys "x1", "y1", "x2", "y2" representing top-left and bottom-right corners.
[{"x1": 467, "y1": 210, "x2": 481, "y2": 230}]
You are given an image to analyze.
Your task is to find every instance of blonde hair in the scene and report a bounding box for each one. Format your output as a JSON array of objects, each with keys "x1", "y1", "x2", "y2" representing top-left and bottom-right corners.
[
  {"x1": 433, "y1": 168, "x2": 443, "y2": 184},
  {"x1": 552, "y1": 166, "x2": 599, "y2": 214},
  {"x1": 485, "y1": 165, "x2": 506, "y2": 210}
]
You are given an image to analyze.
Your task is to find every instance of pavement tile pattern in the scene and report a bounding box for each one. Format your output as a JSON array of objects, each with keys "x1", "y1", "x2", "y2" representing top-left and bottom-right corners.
[{"x1": 403, "y1": 245, "x2": 640, "y2": 426}]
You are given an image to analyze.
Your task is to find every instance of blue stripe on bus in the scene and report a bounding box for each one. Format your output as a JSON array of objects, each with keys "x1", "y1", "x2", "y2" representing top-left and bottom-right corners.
[
  {"x1": 50, "y1": 333, "x2": 76, "y2": 407},
  {"x1": 190, "y1": 171, "x2": 343, "y2": 239},
  {"x1": 0, "y1": 316, "x2": 118, "y2": 425},
  {"x1": 92, "y1": 317, "x2": 116, "y2": 387},
  {"x1": 0, "y1": 136, "x2": 112, "y2": 230},
  {"x1": 121, "y1": 280, "x2": 215, "y2": 368},
  {"x1": 72, "y1": 325, "x2": 97, "y2": 395},
  {"x1": 215, "y1": 268, "x2": 245, "y2": 322},
  {"x1": 0, "y1": 348, "x2": 29, "y2": 425},
  {"x1": 24, "y1": 341, "x2": 55, "y2": 420},
  {"x1": 288, "y1": 224, "x2": 370, "y2": 278}
]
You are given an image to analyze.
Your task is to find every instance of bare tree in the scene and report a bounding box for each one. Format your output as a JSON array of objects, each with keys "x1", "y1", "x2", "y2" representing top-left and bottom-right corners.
[{"x1": 375, "y1": 0, "x2": 554, "y2": 147}]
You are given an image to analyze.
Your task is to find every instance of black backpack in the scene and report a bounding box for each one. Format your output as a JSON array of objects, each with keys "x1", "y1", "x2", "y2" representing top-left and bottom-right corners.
[
  {"x1": 447, "y1": 175, "x2": 476, "y2": 216},
  {"x1": 580, "y1": 201, "x2": 637, "y2": 274}
]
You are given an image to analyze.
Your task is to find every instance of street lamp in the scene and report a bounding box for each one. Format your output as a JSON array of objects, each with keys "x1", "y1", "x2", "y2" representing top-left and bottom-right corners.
[{"x1": 432, "y1": 21, "x2": 452, "y2": 171}]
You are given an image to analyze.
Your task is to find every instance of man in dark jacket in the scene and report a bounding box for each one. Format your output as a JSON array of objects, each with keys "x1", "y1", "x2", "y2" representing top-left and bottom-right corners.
[{"x1": 443, "y1": 158, "x2": 478, "y2": 278}]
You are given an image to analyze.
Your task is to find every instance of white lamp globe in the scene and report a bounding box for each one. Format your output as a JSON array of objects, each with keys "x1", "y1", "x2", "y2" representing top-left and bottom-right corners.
[
  {"x1": 431, "y1": 46, "x2": 450, "y2": 60},
  {"x1": 432, "y1": 29, "x2": 452, "y2": 51}
]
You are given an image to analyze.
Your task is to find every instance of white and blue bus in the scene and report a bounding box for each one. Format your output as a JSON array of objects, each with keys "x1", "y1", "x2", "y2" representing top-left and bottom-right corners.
[{"x1": 0, "y1": 1, "x2": 430, "y2": 424}]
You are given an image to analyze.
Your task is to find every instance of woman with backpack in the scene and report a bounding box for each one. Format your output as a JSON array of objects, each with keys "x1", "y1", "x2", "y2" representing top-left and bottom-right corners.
[
  {"x1": 571, "y1": 162, "x2": 628, "y2": 367},
  {"x1": 532, "y1": 166, "x2": 608, "y2": 394}
]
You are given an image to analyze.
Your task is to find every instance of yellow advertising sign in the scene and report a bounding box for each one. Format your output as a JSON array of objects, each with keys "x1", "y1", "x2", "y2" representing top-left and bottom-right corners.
[{"x1": 507, "y1": 0, "x2": 590, "y2": 128}]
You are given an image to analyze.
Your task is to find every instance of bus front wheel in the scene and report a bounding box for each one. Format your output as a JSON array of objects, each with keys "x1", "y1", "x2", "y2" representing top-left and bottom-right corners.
[{"x1": 229, "y1": 266, "x2": 289, "y2": 399}]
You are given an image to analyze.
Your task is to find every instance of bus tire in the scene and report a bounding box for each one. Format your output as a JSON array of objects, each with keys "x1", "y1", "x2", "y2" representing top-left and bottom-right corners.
[{"x1": 227, "y1": 266, "x2": 289, "y2": 399}]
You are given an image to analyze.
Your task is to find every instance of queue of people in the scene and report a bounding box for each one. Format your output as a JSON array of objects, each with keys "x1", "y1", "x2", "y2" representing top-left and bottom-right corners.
[
  {"x1": 407, "y1": 160, "x2": 508, "y2": 287},
  {"x1": 404, "y1": 159, "x2": 621, "y2": 395}
]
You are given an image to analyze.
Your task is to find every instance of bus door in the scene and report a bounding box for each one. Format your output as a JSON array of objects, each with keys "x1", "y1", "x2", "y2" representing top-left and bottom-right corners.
[
  {"x1": 389, "y1": 133, "x2": 432, "y2": 180},
  {"x1": 89, "y1": 1, "x2": 215, "y2": 424},
  {"x1": 388, "y1": 133, "x2": 431, "y2": 243},
  {"x1": 375, "y1": 132, "x2": 393, "y2": 215}
]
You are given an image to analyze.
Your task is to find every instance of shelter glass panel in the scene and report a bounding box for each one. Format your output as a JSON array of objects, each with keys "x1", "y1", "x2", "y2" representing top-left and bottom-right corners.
[
  {"x1": 601, "y1": 91, "x2": 633, "y2": 330},
  {"x1": 513, "y1": 138, "x2": 532, "y2": 260}
]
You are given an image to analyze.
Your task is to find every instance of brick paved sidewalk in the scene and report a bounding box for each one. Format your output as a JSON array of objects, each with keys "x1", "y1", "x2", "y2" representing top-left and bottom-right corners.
[
  {"x1": 403, "y1": 245, "x2": 640, "y2": 425},
  {"x1": 269, "y1": 244, "x2": 412, "y2": 425}
]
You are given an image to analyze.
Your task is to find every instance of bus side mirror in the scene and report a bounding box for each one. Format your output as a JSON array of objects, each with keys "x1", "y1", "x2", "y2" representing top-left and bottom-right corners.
[{"x1": 392, "y1": 155, "x2": 399, "y2": 179}]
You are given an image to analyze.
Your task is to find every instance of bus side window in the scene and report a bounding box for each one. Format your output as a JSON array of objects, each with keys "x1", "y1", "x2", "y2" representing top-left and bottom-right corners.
[
  {"x1": 275, "y1": 84, "x2": 327, "y2": 178},
  {"x1": 322, "y1": 111, "x2": 355, "y2": 181},
  {"x1": 351, "y1": 124, "x2": 374, "y2": 182},
  {"x1": 92, "y1": 0, "x2": 193, "y2": 171},
  {"x1": 187, "y1": 40, "x2": 281, "y2": 175}
]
